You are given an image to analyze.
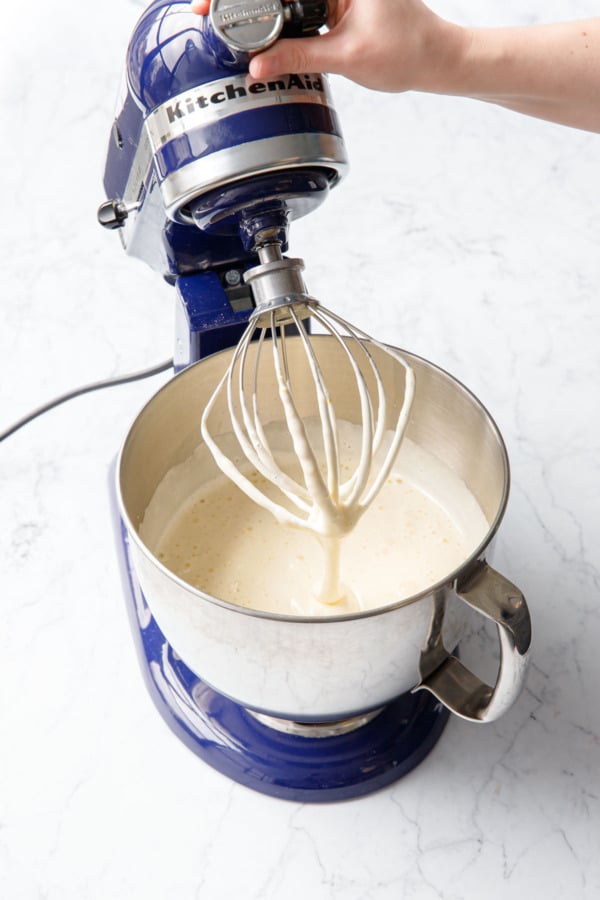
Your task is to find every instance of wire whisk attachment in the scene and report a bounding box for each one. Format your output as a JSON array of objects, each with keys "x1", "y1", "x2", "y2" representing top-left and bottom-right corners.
[{"x1": 200, "y1": 248, "x2": 414, "y2": 539}]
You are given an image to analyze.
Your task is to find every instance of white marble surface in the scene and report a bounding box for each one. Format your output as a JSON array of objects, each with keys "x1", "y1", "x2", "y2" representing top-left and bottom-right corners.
[{"x1": 1, "y1": 1, "x2": 599, "y2": 897}]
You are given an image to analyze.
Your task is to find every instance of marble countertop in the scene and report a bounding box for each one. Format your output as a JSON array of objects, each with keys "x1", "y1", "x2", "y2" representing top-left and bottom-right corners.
[{"x1": 2, "y1": 1, "x2": 599, "y2": 897}]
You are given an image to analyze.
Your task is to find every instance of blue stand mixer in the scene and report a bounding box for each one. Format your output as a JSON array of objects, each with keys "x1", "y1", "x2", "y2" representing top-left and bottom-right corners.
[{"x1": 99, "y1": 0, "x2": 453, "y2": 801}]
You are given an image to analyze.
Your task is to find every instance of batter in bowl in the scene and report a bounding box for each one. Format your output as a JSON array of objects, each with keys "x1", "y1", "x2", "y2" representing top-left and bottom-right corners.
[{"x1": 140, "y1": 422, "x2": 489, "y2": 617}]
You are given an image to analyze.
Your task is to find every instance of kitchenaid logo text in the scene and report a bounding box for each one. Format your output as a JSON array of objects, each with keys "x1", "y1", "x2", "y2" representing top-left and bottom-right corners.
[
  {"x1": 146, "y1": 74, "x2": 329, "y2": 148},
  {"x1": 165, "y1": 75, "x2": 324, "y2": 124}
]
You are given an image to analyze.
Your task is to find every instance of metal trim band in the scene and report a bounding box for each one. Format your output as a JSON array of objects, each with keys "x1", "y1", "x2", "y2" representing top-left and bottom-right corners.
[
  {"x1": 153, "y1": 102, "x2": 343, "y2": 180},
  {"x1": 145, "y1": 73, "x2": 335, "y2": 150},
  {"x1": 159, "y1": 132, "x2": 349, "y2": 221}
]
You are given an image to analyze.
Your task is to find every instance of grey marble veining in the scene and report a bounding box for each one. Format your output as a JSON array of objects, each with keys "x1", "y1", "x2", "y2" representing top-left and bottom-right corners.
[{"x1": 1, "y1": 1, "x2": 599, "y2": 898}]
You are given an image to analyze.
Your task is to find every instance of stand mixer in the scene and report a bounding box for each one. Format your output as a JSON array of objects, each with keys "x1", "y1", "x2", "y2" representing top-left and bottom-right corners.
[{"x1": 100, "y1": 0, "x2": 531, "y2": 801}]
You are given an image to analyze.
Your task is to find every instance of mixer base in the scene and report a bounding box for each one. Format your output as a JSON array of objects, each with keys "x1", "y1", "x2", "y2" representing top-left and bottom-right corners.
[{"x1": 112, "y1": 493, "x2": 450, "y2": 802}]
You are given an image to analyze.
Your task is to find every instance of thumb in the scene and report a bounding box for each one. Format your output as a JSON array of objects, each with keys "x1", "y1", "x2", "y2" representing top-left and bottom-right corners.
[{"x1": 249, "y1": 35, "x2": 339, "y2": 79}]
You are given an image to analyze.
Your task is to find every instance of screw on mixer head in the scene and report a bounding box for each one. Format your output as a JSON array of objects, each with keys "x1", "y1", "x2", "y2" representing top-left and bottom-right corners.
[{"x1": 210, "y1": 0, "x2": 328, "y2": 52}]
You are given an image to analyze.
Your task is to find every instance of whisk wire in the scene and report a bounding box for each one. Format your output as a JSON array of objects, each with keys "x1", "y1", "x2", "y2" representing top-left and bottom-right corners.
[
  {"x1": 271, "y1": 314, "x2": 339, "y2": 526},
  {"x1": 313, "y1": 305, "x2": 415, "y2": 507},
  {"x1": 290, "y1": 307, "x2": 341, "y2": 504},
  {"x1": 234, "y1": 322, "x2": 312, "y2": 513},
  {"x1": 201, "y1": 326, "x2": 310, "y2": 526},
  {"x1": 310, "y1": 305, "x2": 376, "y2": 507}
]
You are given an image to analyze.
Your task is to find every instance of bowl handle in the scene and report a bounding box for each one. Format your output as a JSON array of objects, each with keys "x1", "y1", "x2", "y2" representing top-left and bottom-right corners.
[{"x1": 413, "y1": 562, "x2": 532, "y2": 723}]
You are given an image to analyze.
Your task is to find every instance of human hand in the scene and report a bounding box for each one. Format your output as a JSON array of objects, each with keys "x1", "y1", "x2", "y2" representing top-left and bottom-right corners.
[
  {"x1": 191, "y1": 2, "x2": 600, "y2": 131},
  {"x1": 190, "y1": 0, "x2": 469, "y2": 94}
]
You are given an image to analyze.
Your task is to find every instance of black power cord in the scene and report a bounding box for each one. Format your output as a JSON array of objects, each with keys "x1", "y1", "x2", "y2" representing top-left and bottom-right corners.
[{"x1": 0, "y1": 358, "x2": 173, "y2": 443}]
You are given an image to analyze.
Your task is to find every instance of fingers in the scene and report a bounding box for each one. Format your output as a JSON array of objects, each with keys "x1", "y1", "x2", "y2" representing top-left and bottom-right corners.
[
  {"x1": 189, "y1": 0, "x2": 314, "y2": 15},
  {"x1": 249, "y1": 35, "x2": 337, "y2": 79},
  {"x1": 190, "y1": 0, "x2": 210, "y2": 14}
]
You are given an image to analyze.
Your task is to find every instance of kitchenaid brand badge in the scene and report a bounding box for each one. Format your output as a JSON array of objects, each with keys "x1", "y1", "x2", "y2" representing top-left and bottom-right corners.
[
  {"x1": 216, "y1": 1, "x2": 280, "y2": 24},
  {"x1": 145, "y1": 74, "x2": 331, "y2": 149}
]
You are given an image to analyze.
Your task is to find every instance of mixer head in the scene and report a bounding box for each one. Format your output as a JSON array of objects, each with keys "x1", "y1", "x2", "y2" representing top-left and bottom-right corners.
[
  {"x1": 98, "y1": 0, "x2": 348, "y2": 361},
  {"x1": 98, "y1": 0, "x2": 346, "y2": 282}
]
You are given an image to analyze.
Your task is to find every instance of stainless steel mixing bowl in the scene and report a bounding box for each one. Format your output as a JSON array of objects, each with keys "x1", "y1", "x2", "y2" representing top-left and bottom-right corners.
[{"x1": 117, "y1": 338, "x2": 531, "y2": 725}]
